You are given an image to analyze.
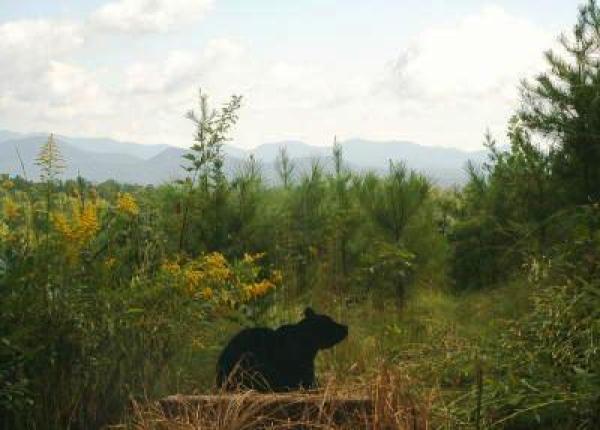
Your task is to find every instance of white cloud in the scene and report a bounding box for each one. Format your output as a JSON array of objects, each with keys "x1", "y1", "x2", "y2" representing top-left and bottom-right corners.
[
  {"x1": 46, "y1": 61, "x2": 113, "y2": 115},
  {"x1": 0, "y1": 18, "x2": 117, "y2": 136},
  {"x1": 0, "y1": 19, "x2": 83, "y2": 56},
  {"x1": 203, "y1": 38, "x2": 244, "y2": 62},
  {"x1": 0, "y1": 19, "x2": 84, "y2": 100},
  {"x1": 97, "y1": 38, "x2": 251, "y2": 145},
  {"x1": 372, "y1": 5, "x2": 554, "y2": 148},
  {"x1": 125, "y1": 51, "x2": 199, "y2": 93},
  {"x1": 91, "y1": 0, "x2": 214, "y2": 33},
  {"x1": 386, "y1": 6, "x2": 550, "y2": 101},
  {"x1": 124, "y1": 38, "x2": 246, "y2": 95}
]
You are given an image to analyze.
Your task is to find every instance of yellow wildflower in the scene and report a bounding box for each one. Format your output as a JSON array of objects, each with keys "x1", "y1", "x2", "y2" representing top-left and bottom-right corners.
[
  {"x1": 52, "y1": 204, "x2": 98, "y2": 255},
  {"x1": 161, "y1": 260, "x2": 181, "y2": 274},
  {"x1": 242, "y1": 252, "x2": 266, "y2": 264},
  {"x1": 204, "y1": 252, "x2": 228, "y2": 268},
  {"x1": 104, "y1": 257, "x2": 116, "y2": 268},
  {"x1": 0, "y1": 221, "x2": 9, "y2": 240},
  {"x1": 203, "y1": 252, "x2": 231, "y2": 281},
  {"x1": 184, "y1": 269, "x2": 204, "y2": 292},
  {"x1": 201, "y1": 287, "x2": 214, "y2": 300},
  {"x1": 242, "y1": 280, "x2": 275, "y2": 301},
  {"x1": 255, "y1": 279, "x2": 275, "y2": 296},
  {"x1": 52, "y1": 212, "x2": 74, "y2": 240},
  {"x1": 78, "y1": 204, "x2": 99, "y2": 242},
  {"x1": 270, "y1": 269, "x2": 283, "y2": 284},
  {"x1": 3, "y1": 197, "x2": 19, "y2": 220},
  {"x1": 208, "y1": 267, "x2": 231, "y2": 282},
  {"x1": 242, "y1": 284, "x2": 253, "y2": 301},
  {"x1": 116, "y1": 192, "x2": 139, "y2": 216},
  {"x1": 1, "y1": 179, "x2": 14, "y2": 191},
  {"x1": 191, "y1": 337, "x2": 206, "y2": 349}
]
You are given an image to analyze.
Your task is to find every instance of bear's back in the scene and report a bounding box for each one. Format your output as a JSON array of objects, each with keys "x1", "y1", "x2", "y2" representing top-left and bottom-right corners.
[{"x1": 216, "y1": 327, "x2": 276, "y2": 389}]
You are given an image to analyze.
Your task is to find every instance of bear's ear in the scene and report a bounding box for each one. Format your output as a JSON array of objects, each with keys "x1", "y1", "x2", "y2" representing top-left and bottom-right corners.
[{"x1": 304, "y1": 307, "x2": 316, "y2": 318}]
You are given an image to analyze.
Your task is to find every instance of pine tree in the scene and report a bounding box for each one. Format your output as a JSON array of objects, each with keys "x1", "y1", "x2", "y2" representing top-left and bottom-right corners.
[
  {"x1": 275, "y1": 146, "x2": 295, "y2": 188},
  {"x1": 36, "y1": 133, "x2": 65, "y2": 184},
  {"x1": 519, "y1": 0, "x2": 600, "y2": 204},
  {"x1": 178, "y1": 89, "x2": 242, "y2": 252},
  {"x1": 35, "y1": 133, "x2": 65, "y2": 232},
  {"x1": 35, "y1": 133, "x2": 66, "y2": 314}
]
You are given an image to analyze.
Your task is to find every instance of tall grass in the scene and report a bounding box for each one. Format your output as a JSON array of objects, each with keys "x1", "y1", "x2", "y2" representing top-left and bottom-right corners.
[
  {"x1": 130, "y1": 370, "x2": 440, "y2": 430},
  {"x1": 125, "y1": 284, "x2": 537, "y2": 429}
]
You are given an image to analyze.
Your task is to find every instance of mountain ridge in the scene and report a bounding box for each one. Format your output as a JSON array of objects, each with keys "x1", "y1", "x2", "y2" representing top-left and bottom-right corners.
[{"x1": 0, "y1": 130, "x2": 486, "y2": 186}]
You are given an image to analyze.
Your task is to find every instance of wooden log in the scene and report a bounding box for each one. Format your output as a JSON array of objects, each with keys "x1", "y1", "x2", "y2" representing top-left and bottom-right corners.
[{"x1": 159, "y1": 393, "x2": 373, "y2": 426}]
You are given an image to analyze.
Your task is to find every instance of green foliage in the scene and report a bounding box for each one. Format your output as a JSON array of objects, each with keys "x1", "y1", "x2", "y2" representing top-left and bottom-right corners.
[
  {"x1": 0, "y1": 165, "x2": 279, "y2": 429},
  {"x1": 444, "y1": 3, "x2": 600, "y2": 427}
]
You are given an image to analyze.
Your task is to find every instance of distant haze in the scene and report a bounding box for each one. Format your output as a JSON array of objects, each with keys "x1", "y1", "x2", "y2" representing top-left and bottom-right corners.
[{"x1": 0, "y1": 130, "x2": 486, "y2": 187}]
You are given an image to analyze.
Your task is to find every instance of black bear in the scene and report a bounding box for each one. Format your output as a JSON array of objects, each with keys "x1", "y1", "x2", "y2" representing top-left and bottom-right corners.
[{"x1": 216, "y1": 307, "x2": 348, "y2": 392}]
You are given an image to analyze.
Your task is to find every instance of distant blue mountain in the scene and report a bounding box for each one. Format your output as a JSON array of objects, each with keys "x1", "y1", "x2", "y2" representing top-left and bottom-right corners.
[
  {"x1": 251, "y1": 140, "x2": 330, "y2": 162},
  {"x1": 59, "y1": 135, "x2": 169, "y2": 160},
  {"x1": 0, "y1": 130, "x2": 486, "y2": 186}
]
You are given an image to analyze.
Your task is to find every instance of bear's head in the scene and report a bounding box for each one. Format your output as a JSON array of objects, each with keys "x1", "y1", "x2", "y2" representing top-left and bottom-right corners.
[{"x1": 299, "y1": 307, "x2": 348, "y2": 350}]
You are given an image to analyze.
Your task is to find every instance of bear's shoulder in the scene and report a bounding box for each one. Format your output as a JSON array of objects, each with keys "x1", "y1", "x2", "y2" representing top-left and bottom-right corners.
[
  {"x1": 274, "y1": 323, "x2": 297, "y2": 335},
  {"x1": 235, "y1": 326, "x2": 275, "y2": 336},
  {"x1": 222, "y1": 327, "x2": 275, "y2": 351}
]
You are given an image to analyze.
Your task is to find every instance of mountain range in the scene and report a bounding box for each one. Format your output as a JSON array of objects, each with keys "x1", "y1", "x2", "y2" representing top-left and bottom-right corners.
[{"x1": 0, "y1": 130, "x2": 487, "y2": 187}]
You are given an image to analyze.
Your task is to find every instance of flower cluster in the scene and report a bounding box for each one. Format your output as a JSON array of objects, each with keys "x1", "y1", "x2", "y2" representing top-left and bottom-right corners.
[
  {"x1": 184, "y1": 269, "x2": 204, "y2": 290},
  {"x1": 242, "y1": 279, "x2": 276, "y2": 301},
  {"x1": 202, "y1": 252, "x2": 232, "y2": 282},
  {"x1": 161, "y1": 260, "x2": 181, "y2": 274},
  {"x1": 2, "y1": 197, "x2": 20, "y2": 221},
  {"x1": 52, "y1": 213, "x2": 71, "y2": 238},
  {"x1": 52, "y1": 203, "x2": 99, "y2": 245},
  {"x1": 201, "y1": 287, "x2": 214, "y2": 300},
  {"x1": 1, "y1": 179, "x2": 14, "y2": 191},
  {"x1": 79, "y1": 205, "x2": 100, "y2": 240},
  {"x1": 243, "y1": 252, "x2": 266, "y2": 264},
  {"x1": 270, "y1": 269, "x2": 283, "y2": 284},
  {"x1": 116, "y1": 192, "x2": 139, "y2": 216},
  {"x1": 104, "y1": 257, "x2": 116, "y2": 268},
  {"x1": 0, "y1": 221, "x2": 9, "y2": 240},
  {"x1": 52, "y1": 201, "x2": 100, "y2": 263},
  {"x1": 160, "y1": 251, "x2": 280, "y2": 306}
]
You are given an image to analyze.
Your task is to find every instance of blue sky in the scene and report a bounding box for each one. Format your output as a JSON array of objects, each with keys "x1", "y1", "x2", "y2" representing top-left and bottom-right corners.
[{"x1": 0, "y1": 0, "x2": 584, "y2": 150}]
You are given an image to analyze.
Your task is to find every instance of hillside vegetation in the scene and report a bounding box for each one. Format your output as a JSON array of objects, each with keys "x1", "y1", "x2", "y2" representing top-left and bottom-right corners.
[{"x1": 1, "y1": 2, "x2": 600, "y2": 429}]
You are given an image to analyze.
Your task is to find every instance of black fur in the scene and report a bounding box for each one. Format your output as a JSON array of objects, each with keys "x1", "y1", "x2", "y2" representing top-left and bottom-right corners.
[{"x1": 216, "y1": 307, "x2": 348, "y2": 391}]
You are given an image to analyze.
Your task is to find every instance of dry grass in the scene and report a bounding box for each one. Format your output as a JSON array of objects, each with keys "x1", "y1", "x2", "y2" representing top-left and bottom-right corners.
[{"x1": 128, "y1": 368, "x2": 446, "y2": 430}]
